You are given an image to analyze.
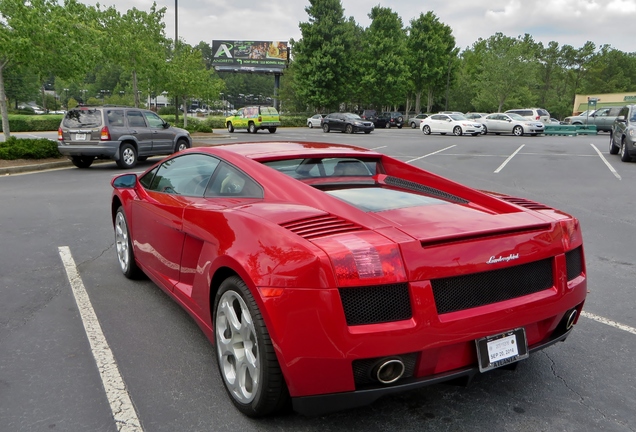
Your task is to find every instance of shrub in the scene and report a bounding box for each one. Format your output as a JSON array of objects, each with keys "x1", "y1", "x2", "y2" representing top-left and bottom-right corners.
[
  {"x1": 0, "y1": 137, "x2": 62, "y2": 160},
  {"x1": 0, "y1": 114, "x2": 63, "y2": 132}
]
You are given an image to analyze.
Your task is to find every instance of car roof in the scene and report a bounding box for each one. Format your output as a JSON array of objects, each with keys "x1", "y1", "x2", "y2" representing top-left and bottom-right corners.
[{"x1": 186, "y1": 142, "x2": 382, "y2": 161}]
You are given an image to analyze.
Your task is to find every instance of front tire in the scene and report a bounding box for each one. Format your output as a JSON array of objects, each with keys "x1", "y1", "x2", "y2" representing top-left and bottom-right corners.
[
  {"x1": 422, "y1": 125, "x2": 431, "y2": 135},
  {"x1": 345, "y1": 124, "x2": 354, "y2": 134},
  {"x1": 116, "y1": 143, "x2": 137, "y2": 169},
  {"x1": 513, "y1": 125, "x2": 524, "y2": 136},
  {"x1": 71, "y1": 156, "x2": 94, "y2": 168},
  {"x1": 453, "y1": 126, "x2": 462, "y2": 136},
  {"x1": 215, "y1": 276, "x2": 288, "y2": 417},
  {"x1": 175, "y1": 138, "x2": 189, "y2": 153},
  {"x1": 609, "y1": 133, "x2": 619, "y2": 155},
  {"x1": 227, "y1": 122, "x2": 234, "y2": 133},
  {"x1": 114, "y1": 207, "x2": 143, "y2": 279},
  {"x1": 620, "y1": 138, "x2": 632, "y2": 162}
]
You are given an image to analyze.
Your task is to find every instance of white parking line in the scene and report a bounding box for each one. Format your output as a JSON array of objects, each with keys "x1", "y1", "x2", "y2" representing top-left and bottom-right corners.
[
  {"x1": 581, "y1": 311, "x2": 636, "y2": 335},
  {"x1": 494, "y1": 145, "x2": 525, "y2": 173},
  {"x1": 590, "y1": 144, "x2": 621, "y2": 180},
  {"x1": 407, "y1": 145, "x2": 456, "y2": 163},
  {"x1": 58, "y1": 246, "x2": 144, "y2": 432}
]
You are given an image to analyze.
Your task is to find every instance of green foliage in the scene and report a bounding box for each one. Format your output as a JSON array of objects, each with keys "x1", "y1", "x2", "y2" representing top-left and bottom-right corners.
[
  {"x1": 0, "y1": 137, "x2": 61, "y2": 160},
  {"x1": 0, "y1": 115, "x2": 62, "y2": 132}
]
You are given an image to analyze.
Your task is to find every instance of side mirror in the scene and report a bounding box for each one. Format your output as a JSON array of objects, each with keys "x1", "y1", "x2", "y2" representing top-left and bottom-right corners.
[
  {"x1": 163, "y1": 122, "x2": 170, "y2": 129},
  {"x1": 112, "y1": 173, "x2": 137, "y2": 189},
  {"x1": 617, "y1": 115, "x2": 626, "y2": 123}
]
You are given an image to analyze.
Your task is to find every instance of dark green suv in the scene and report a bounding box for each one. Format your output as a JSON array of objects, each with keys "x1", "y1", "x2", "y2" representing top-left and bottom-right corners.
[{"x1": 57, "y1": 106, "x2": 192, "y2": 169}]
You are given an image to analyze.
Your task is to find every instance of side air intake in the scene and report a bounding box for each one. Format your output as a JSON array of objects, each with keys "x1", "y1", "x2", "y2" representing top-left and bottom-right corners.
[{"x1": 280, "y1": 215, "x2": 362, "y2": 240}]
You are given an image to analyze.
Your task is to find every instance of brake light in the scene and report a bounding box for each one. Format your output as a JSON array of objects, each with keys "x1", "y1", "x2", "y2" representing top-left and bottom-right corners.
[
  {"x1": 313, "y1": 232, "x2": 407, "y2": 287},
  {"x1": 57, "y1": 127, "x2": 63, "y2": 141},
  {"x1": 101, "y1": 126, "x2": 111, "y2": 141},
  {"x1": 535, "y1": 115, "x2": 540, "y2": 120},
  {"x1": 559, "y1": 218, "x2": 582, "y2": 250}
]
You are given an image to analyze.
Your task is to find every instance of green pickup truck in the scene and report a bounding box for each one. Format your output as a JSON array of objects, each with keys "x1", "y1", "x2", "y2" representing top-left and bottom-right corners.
[
  {"x1": 225, "y1": 106, "x2": 280, "y2": 133},
  {"x1": 563, "y1": 107, "x2": 623, "y2": 132}
]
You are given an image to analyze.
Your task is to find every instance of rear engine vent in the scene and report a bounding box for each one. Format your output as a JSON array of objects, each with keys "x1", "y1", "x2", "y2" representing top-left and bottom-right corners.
[
  {"x1": 339, "y1": 283, "x2": 412, "y2": 326},
  {"x1": 384, "y1": 176, "x2": 468, "y2": 204},
  {"x1": 498, "y1": 196, "x2": 553, "y2": 210},
  {"x1": 431, "y1": 258, "x2": 554, "y2": 314},
  {"x1": 565, "y1": 247, "x2": 583, "y2": 281},
  {"x1": 280, "y1": 215, "x2": 362, "y2": 239}
]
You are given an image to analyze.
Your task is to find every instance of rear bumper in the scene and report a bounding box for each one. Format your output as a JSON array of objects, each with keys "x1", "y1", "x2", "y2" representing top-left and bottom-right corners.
[
  {"x1": 292, "y1": 325, "x2": 574, "y2": 416},
  {"x1": 57, "y1": 141, "x2": 120, "y2": 159}
]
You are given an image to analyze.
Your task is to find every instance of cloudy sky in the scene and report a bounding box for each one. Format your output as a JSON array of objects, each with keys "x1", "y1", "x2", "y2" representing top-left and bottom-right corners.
[{"x1": 89, "y1": 0, "x2": 636, "y2": 53}]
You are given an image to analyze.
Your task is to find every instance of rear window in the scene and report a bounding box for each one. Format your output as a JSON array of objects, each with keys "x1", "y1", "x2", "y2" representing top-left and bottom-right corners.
[
  {"x1": 62, "y1": 109, "x2": 102, "y2": 128},
  {"x1": 537, "y1": 109, "x2": 549, "y2": 116},
  {"x1": 326, "y1": 187, "x2": 447, "y2": 212},
  {"x1": 260, "y1": 106, "x2": 279, "y2": 115},
  {"x1": 508, "y1": 110, "x2": 532, "y2": 117}
]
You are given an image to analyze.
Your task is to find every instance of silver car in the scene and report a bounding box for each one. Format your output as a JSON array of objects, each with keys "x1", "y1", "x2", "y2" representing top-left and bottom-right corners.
[
  {"x1": 307, "y1": 114, "x2": 325, "y2": 128},
  {"x1": 479, "y1": 113, "x2": 545, "y2": 136}
]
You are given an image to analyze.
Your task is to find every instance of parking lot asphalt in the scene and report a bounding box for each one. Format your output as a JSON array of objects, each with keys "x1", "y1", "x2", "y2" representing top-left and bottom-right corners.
[{"x1": 1, "y1": 128, "x2": 635, "y2": 432}]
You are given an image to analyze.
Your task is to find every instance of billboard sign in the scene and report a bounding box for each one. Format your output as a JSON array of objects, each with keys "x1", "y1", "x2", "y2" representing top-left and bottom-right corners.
[{"x1": 212, "y1": 40, "x2": 289, "y2": 72}]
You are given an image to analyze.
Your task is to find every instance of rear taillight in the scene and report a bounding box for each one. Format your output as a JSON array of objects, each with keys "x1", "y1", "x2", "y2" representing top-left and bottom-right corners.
[
  {"x1": 57, "y1": 127, "x2": 63, "y2": 141},
  {"x1": 535, "y1": 115, "x2": 540, "y2": 120},
  {"x1": 100, "y1": 126, "x2": 111, "y2": 141},
  {"x1": 313, "y1": 232, "x2": 407, "y2": 287},
  {"x1": 258, "y1": 116, "x2": 262, "y2": 122},
  {"x1": 560, "y1": 218, "x2": 582, "y2": 251}
]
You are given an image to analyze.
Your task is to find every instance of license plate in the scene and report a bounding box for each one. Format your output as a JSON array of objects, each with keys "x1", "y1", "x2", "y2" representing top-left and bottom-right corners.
[
  {"x1": 74, "y1": 133, "x2": 86, "y2": 141},
  {"x1": 475, "y1": 328, "x2": 528, "y2": 372}
]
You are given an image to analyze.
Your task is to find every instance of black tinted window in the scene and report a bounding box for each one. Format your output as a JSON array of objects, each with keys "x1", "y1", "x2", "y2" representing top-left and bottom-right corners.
[{"x1": 127, "y1": 111, "x2": 146, "y2": 127}]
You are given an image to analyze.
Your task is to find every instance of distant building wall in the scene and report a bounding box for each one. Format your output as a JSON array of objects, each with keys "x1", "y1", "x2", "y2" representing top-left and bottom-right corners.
[{"x1": 573, "y1": 92, "x2": 636, "y2": 114}]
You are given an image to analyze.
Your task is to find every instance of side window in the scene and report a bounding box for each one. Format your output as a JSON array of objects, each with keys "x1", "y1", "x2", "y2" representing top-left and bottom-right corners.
[
  {"x1": 597, "y1": 109, "x2": 609, "y2": 117},
  {"x1": 144, "y1": 111, "x2": 165, "y2": 128},
  {"x1": 206, "y1": 162, "x2": 263, "y2": 198},
  {"x1": 107, "y1": 110, "x2": 125, "y2": 127},
  {"x1": 609, "y1": 107, "x2": 622, "y2": 116},
  {"x1": 127, "y1": 111, "x2": 146, "y2": 127},
  {"x1": 147, "y1": 154, "x2": 220, "y2": 197},
  {"x1": 139, "y1": 166, "x2": 159, "y2": 189}
]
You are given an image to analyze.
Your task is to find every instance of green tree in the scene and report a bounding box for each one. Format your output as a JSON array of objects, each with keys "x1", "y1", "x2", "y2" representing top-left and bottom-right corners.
[
  {"x1": 361, "y1": 6, "x2": 410, "y2": 109},
  {"x1": 292, "y1": 0, "x2": 357, "y2": 111},
  {"x1": 406, "y1": 11, "x2": 456, "y2": 113},
  {"x1": 100, "y1": 3, "x2": 169, "y2": 107}
]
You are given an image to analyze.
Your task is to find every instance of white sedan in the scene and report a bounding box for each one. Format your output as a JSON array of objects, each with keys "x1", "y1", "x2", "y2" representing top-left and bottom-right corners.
[
  {"x1": 307, "y1": 114, "x2": 326, "y2": 128},
  {"x1": 420, "y1": 113, "x2": 483, "y2": 136}
]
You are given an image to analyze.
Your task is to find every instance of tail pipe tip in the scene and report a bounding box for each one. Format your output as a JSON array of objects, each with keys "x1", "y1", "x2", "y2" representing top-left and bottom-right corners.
[{"x1": 375, "y1": 359, "x2": 405, "y2": 385}]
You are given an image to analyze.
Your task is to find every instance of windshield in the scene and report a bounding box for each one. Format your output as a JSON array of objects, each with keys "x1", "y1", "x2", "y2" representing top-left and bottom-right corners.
[
  {"x1": 450, "y1": 114, "x2": 468, "y2": 121},
  {"x1": 344, "y1": 113, "x2": 362, "y2": 120}
]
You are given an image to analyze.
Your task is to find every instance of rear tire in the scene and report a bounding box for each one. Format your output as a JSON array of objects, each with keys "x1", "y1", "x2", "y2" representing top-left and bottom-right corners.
[
  {"x1": 214, "y1": 276, "x2": 289, "y2": 417},
  {"x1": 308, "y1": 122, "x2": 313, "y2": 128},
  {"x1": 482, "y1": 125, "x2": 488, "y2": 135},
  {"x1": 410, "y1": 122, "x2": 416, "y2": 129},
  {"x1": 71, "y1": 156, "x2": 94, "y2": 168},
  {"x1": 322, "y1": 123, "x2": 330, "y2": 133},
  {"x1": 116, "y1": 144, "x2": 137, "y2": 169},
  {"x1": 453, "y1": 126, "x2": 462, "y2": 136},
  {"x1": 248, "y1": 123, "x2": 257, "y2": 134},
  {"x1": 268, "y1": 127, "x2": 277, "y2": 133}
]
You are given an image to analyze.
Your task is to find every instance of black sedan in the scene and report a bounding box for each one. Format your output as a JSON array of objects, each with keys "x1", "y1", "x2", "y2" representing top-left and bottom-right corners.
[{"x1": 321, "y1": 112, "x2": 374, "y2": 134}]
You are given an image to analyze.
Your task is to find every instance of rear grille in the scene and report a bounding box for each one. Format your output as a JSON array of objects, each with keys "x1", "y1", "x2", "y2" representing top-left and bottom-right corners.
[
  {"x1": 498, "y1": 196, "x2": 553, "y2": 210},
  {"x1": 431, "y1": 258, "x2": 554, "y2": 314},
  {"x1": 280, "y1": 215, "x2": 361, "y2": 239},
  {"x1": 339, "y1": 283, "x2": 411, "y2": 326},
  {"x1": 353, "y1": 353, "x2": 418, "y2": 387},
  {"x1": 565, "y1": 247, "x2": 583, "y2": 281}
]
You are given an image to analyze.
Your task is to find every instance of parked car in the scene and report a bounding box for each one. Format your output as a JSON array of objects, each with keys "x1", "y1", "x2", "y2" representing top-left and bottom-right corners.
[
  {"x1": 321, "y1": 112, "x2": 374, "y2": 134},
  {"x1": 550, "y1": 118, "x2": 562, "y2": 124},
  {"x1": 409, "y1": 114, "x2": 429, "y2": 128},
  {"x1": 505, "y1": 108, "x2": 551, "y2": 124},
  {"x1": 225, "y1": 106, "x2": 280, "y2": 133},
  {"x1": 111, "y1": 141, "x2": 587, "y2": 417},
  {"x1": 360, "y1": 109, "x2": 377, "y2": 121},
  {"x1": 57, "y1": 106, "x2": 191, "y2": 169},
  {"x1": 609, "y1": 104, "x2": 636, "y2": 162},
  {"x1": 563, "y1": 107, "x2": 622, "y2": 132},
  {"x1": 376, "y1": 111, "x2": 404, "y2": 128},
  {"x1": 479, "y1": 113, "x2": 545, "y2": 136},
  {"x1": 420, "y1": 113, "x2": 483, "y2": 136},
  {"x1": 307, "y1": 114, "x2": 326, "y2": 128}
]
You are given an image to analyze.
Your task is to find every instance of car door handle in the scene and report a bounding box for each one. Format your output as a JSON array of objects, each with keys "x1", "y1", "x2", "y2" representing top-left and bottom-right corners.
[{"x1": 130, "y1": 130, "x2": 138, "y2": 134}]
